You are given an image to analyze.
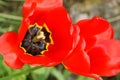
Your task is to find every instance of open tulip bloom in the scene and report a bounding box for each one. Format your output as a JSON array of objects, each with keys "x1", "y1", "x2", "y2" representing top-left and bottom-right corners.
[{"x1": 0, "y1": 0, "x2": 120, "y2": 80}]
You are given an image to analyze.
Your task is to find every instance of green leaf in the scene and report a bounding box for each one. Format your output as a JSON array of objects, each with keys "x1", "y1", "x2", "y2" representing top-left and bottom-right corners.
[
  {"x1": 31, "y1": 67, "x2": 51, "y2": 80},
  {"x1": 0, "y1": 66, "x2": 42, "y2": 80},
  {"x1": 11, "y1": 74, "x2": 26, "y2": 80},
  {"x1": 1, "y1": 60, "x2": 13, "y2": 75},
  {"x1": 0, "y1": 13, "x2": 22, "y2": 21},
  {"x1": 51, "y1": 67, "x2": 65, "y2": 80},
  {"x1": 116, "y1": 74, "x2": 120, "y2": 80},
  {"x1": 6, "y1": 0, "x2": 24, "y2": 1},
  {"x1": 0, "y1": 18, "x2": 6, "y2": 22},
  {"x1": 0, "y1": 55, "x2": 3, "y2": 60},
  {"x1": 76, "y1": 76, "x2": 94, "y2": 80},
  {"x1": 63, "y1": 70, "x2": 71, "y2": 79},
  {"x1": 0, "y1": 1, "x2": 9, "y2": 6}
]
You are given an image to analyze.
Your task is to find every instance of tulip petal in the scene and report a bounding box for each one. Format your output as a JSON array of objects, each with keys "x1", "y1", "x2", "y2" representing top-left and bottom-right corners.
[
  {"x1": 44, "y1": 7, "x2": 74, "y2": 62},
  {"x1": 77, "y1": 16, "x2": 114, "y2": 50},
  {"x1": 0, "y1": 32, "x2": 24, "y2": 69},
  {"x1": 63, "y1": 37, "x2": 90, "y2": 74},
  {"x1": 18, "y1": 18, "x2": 30, "y2": 43},
  {"x1": 0, "y1": 32, "x2": 18, "y2": 55},
  {"x1": 88, "y1": 40, "x2": 120, "y2": 76},
  {"x1": 23, "y1": 0, "x2": 63, "y2": 18},
  {"x1": 18, "y1": 51, "x2": 55, "y2": 67},
  {"x1": 63, "y1": 37, "x2": 104, "y2": 80},
  {"x1": 4, "y1": 53, "x2": 24, "y2": 69}
]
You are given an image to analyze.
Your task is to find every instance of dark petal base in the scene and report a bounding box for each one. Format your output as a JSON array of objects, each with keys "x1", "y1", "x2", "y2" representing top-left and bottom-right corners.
[{"x1": 21, "y1": 24, "x2": 51, "y2": 56}]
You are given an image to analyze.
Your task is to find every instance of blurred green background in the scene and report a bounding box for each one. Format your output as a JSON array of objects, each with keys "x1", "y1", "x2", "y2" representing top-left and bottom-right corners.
[{"x1": 0, "y1": 0, "x2": 120, "y2": 80}]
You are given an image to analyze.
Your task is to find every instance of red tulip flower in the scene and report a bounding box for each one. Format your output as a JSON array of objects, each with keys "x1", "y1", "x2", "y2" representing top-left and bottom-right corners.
[
  {"x1": 0, "y1": 0, "x2": 79, "y2": 68},
  {"x1": 1, "y1": 0, "x2": 120, "y2": 80},
  {"x1": 63, "y1": 17, "x2": 120, "y2": 80}
]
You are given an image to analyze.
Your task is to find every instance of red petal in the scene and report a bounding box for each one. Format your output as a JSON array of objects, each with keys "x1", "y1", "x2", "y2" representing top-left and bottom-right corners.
[
  {"x1": 63, "y1": 37, "x2": 90, "y2": 74},
  {"x1": 88, "y1": 40, "x2": 120, "y2": 76},
  {"x1": 4, "y1": 53, "x2": 24, "y2": 69},
  {"x1": 18, "y1": 51, "x2": 56, "y2": 66},
  {"x1": 0, "y1": 32, "x2": 24, "y2": 69},
  {"x1": 0, "y1": 32, "x2": 18, "y2": 55},
  {"x1": 23, "y1": 0, "x2": 63, "y2": 18},
  {"x1": 18, "y1": 18, "x2": 30, "y2": 43},
  {"x1": 77, "y1": 16, "x2": 114, "y2": 50},
  {"x1": 44, "y1": 8, "x2": 74, "y2": 62},
  {"x1": 63, "y1": 37, "x2": 104, "y2": 80}
]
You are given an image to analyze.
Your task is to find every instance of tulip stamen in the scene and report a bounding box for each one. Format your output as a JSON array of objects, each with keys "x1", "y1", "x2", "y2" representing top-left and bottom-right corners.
[{"x1": 32, "y1": 31, "x2": 46, "y2": 43}]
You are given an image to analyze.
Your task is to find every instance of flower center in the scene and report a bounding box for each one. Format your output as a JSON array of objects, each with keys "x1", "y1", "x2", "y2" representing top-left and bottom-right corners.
[{"x1": 20, "y1": 24, "x2": 53, "y2": 56}]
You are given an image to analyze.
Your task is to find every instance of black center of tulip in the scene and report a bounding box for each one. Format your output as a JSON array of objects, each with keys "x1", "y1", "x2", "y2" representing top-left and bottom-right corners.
[{"x1": 21, "y1": 24, "x2": 51, "y2": 56}]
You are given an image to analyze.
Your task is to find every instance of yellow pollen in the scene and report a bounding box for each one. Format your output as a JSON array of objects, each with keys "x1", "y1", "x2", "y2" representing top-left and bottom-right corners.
[{"x1": 37, "y1": 31, "x2": 46, "y2": 39}]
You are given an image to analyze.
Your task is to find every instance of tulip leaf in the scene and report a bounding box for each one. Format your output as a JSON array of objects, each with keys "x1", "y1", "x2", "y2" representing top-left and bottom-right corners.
[
  {"x1": 63, "y1": 70, "x2": 71, "y2": 79},
  {"x1": 76, "y1": 76, "x2": 94, "y2": 80},
  {"x1": 0, "y1": 1, "x2": 8, "y2": 6},
  {"x1": 51, "y1": 67, "x2": 65, "y2": 80},
  {"x1": 0, "y1": 13, "x2": 22, "y2": 21},
  {"x1": 31, "y1": 67, "x2": 51, "y2": 80}
]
